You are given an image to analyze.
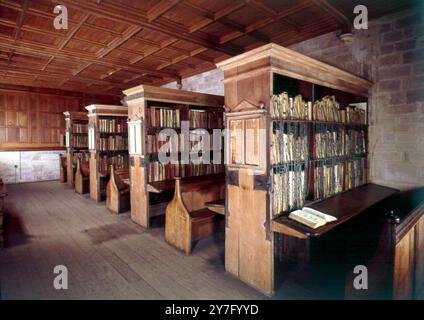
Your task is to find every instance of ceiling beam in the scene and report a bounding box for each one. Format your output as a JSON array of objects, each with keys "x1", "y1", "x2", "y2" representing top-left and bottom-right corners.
[
  {"x1": 15, "y1": 0, "x2": 29, "y2": 41},
  {"x1": 0, "y1": 37, "x2": 180, "y2": 79},
  {"x1": 246, "y1": 0, "x2": 301, "y2": 31},
  {"x1": 185, "y1": 1, "x2": 247, "y2": 34},
  {"x1": 180, "y1": 1, "x2": 269, "y2": 43},
  {"x1": 127, "y1": 38, "x2": 178, "y2": 65},
  {"x1": 96, "y1": 25, "x2": 143, "y2": 58},
  {"x1": 0, "y1": 82, "x2": 121, "y2": 98},
  {"x1": 314, "y1": 0, "x2": 351, "y2": 33},
  {"x1": 219, "y1": 0, "x2": 312, "y2": 44},
  {"x1": 148, "y1": 0, "x2": 181, "y2": 22},
  {"x1": 270, "y1": 15, "x2": 339, "y2": 47},
  {"x1": 0, "y1": 65, "x2": 129, "y2": 88},
  {"x1": 58, "y1": 13, "x2": 90, "y2": 50},
  {"x1": 52, "y1": 0, "x2": 244, "y2": 56},
  {"x1": 6, "y1": 0, "x2": 29, "y2": 67}
]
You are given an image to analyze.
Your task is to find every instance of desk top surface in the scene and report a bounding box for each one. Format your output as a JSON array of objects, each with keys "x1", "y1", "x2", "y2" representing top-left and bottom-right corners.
[
  {"x1": 0, "y1": 182, "x2": 7, "y2": 197},
  {"x1": 147, "y1": 173, "x2": 225, "y2": 193},
  {"x1": 272, "y1": 183, "x2": 399, "y2": 239},
  {"x1": 205, "y1": 199, "x2": 225, "y2": 215}
]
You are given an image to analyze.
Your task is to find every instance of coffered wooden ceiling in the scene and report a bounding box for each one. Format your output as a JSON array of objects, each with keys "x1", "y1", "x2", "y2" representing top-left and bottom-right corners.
[{"x1": 0, "y1": 0, "x2": 417, "y2": 97}]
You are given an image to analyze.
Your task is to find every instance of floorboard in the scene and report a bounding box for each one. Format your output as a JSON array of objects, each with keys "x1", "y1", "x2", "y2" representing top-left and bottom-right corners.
[{"x1": 0, "y1": 181, "x2": 265, "y2": 300}]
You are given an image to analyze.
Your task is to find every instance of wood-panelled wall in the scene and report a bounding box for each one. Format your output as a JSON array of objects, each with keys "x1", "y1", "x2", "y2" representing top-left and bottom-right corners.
[{"x1": 0, "y1": 85, "x2": 120, "y2": 151}]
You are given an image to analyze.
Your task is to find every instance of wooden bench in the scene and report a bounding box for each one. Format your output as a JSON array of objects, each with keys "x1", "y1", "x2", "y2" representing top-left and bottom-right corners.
[
  {"x1": 0, "y1": 178, "x2": 8, "y2": 248},
  {"x1": 59, "y1": 154, "x2": 67, "y2": 183},
  {"x1": 74, "y1": 158, "x2": 90, "y2": 194},
  {"x1": 106, "y1": 166, "x2": 130, "y2": 214},
  {"x1": 165, "y1": 175, "x2": 225, "y2": 255}
]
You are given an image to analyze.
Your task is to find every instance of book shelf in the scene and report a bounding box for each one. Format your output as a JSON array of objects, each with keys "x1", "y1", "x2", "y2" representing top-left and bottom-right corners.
[
  {"x1": 123, "y1": 85, "x2": 224, "y2": 228},
  {"x1": 63, "y1": 111, "x2": 89, "y2": 187},
  {"x1": 85, "y1": 105, "x2": 129, "y2": 202},
  {"x1": 216, "y1": 43, "x2": 373, "y2": 295}
]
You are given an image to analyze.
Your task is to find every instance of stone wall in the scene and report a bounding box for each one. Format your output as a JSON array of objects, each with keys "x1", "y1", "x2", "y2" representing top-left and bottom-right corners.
[
  {"x1": 163, "y1": 7, "x2": 424, "y2": 190},
  {"x1": 0, "y1": 150, "x2": 64, "y2": 184},
  {"x1": 289, "y1": 7, "x2": 423, "y2": 190},
  {"x1": 162, "y1": 68, "x2": 224, "y2": 96}
]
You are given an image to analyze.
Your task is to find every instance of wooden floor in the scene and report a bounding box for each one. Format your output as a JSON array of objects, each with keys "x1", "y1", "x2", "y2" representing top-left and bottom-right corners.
[{"x1": 0, "y1": 181, "x2": 266, "y2": 300}]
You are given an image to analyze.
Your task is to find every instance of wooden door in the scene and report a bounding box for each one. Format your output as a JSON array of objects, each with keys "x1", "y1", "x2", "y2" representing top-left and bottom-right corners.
[
  {"x1": 393, "y1": 229, "x2": 415, "y2": 300},
  {"x1": 415, "y1": 215, "x2": 424, "y2": 298}
]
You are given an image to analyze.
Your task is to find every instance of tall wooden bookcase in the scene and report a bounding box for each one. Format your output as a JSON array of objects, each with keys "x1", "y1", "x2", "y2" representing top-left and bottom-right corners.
[
  {"x1": 63, "y1": 111, "x2": 89, "y2": 187},
  {"x1": 217, "y1": 43, "x2": 372, "y2": 295},
  {"x1": 85, "y1": 105, "x2": 128, "y2": 202},
  {"x1": 123, "y1": 85, "x2": 224, "y2": 228}
]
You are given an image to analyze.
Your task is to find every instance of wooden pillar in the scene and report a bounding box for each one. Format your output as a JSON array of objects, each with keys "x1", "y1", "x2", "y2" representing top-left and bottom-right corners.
[
  {"x1": 125, "y1": 96, "x2": 149, "y2": 228},
  {"x1": 89, "y1": 151, "x2": 100, "y2": 201},
  {"x1": 220, "y1": 63, "x2": 274, "y2": 295}
]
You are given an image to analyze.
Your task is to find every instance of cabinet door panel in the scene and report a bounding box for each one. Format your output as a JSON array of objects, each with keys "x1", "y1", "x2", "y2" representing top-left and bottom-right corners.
[
  {"x1": 415, "y1": 216, "x2": 424, "y2": 299},
  {"x1": 393, "y1": 230, "x2": 415, "y2": 300}
]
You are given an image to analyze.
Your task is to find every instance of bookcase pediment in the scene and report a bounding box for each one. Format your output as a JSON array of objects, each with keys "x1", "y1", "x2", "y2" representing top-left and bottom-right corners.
[{"x1": 229, "y1": 100, "x2": 266, "y2": 113}]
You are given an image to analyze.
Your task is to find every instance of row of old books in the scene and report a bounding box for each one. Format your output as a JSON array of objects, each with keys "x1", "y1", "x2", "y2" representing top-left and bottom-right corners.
[
  {"x1": 313, "y1": 95, "x2": 341, "y2": 122},
  {"x1": 314, "y1": 97, "x2": 366, "y2": 124},
  {"x1": 346, "y1": 105, "x2": 366, "y2": 124},
  {"x1": 345, "y1": 129, "x2": 366, "y2": 156},
  {"x1": 146, "y1": 133, "x2": 222, "y2": 154},
  {"x1": 313, "y1": 161, "x2": 344, "y2": 199},
  {"x1": 271, "y1": 124, "x2": 309, "y2": 164},
  {"x1": 315, "y1": 127, "x2": 344, "y2": 159},
  {"x1": 272, "y1": 167, "x2": 306, "y2": 217},
  {"x1": 72, "y1": 123, "x2": 88, "y2": 134},
  {"x1": 149, "y1": 106, "x2": 181, "y2": 128},
  {"x1": 72, "y1": 135, "x2": 88, "y2": 148},
  {"x1": 315, "y1": 127, "x2": 366, "y2": 159},
  {"x1": 98, "y1": 154, "x2": 128, "y2": 175},
  {"x1": 72, "y1": 151, "x2": 90, "y2": 165},
  {"x1": 271, "y1": 92, "x2": 312, "y2": 120},
  {"x1": 98, "y1": 136, "x2": 128, "y2": 151},
  {"x1": 345, "y1": 157, "x2": 367, "y2": 189},
  {"x1": 313, "y1": 157, "x2": 366, "y2": 200},
  {"x1": 271, "y1": 124, "x2": 366, "y2": 164},
  {"x1": 271, "y1": 93, "x2": 367, "y2": 125},
  {"x1": 98, "y1": 118, "x2": 127, "y2": 133},
  {"x1": 189, "y1": 110, "x2": 223, "y2": 129},
  {"x1": 148, "y1": 161, "x2": 224, "y2": 182}
]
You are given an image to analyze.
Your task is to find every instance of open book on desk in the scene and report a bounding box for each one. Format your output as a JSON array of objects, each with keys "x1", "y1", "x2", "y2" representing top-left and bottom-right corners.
[{"x1": 288, "y1": 207, "x2": 338, "y2": 229}]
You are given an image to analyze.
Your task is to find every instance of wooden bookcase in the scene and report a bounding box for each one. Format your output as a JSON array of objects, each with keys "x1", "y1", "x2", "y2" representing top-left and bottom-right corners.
[
  {"x1": 217, "y1": 43, "x2": 373, "y2": 295},
  {"x1": 85, "y1": 105, "x2": 128, "y2": 202},
  {"x1": 63, "y1": 111, "x2": 89, "y2": 187},
  {"x1": 123, "y1": 85, "x2": 224, "y2": 228}
]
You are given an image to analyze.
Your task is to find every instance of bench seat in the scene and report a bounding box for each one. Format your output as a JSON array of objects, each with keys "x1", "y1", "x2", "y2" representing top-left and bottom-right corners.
[{"x1": 165, "y1": 176, "x2": 225, "y2": 255}]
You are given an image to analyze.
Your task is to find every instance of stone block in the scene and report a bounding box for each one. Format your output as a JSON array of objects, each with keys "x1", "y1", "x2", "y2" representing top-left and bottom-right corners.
[
  {"x1": 384, "y1": 163, "x2": 419, "y2": 184},
  {"x1": 382, "y1": 30, "x2": 403, "y2": 44},
  {"x1": 379, "y1": 65, "x2": 411, "y2": 79},
  {"x1": 395, "y1": 13, "x2": 422, "y2": 29},
  {"x1": 379, "y1": 79, "x2": 401, "y2": 92},
  {"x1": 385, "y1": 104, "x2": 418, "y2": 114},
  {"x1": 403, "y1": 48, "x2": 424, "y2": 63},
  {"x1": 380, "y1": 44, "x2": 394, "y2": 54},
  {"x1": 380, "y1": 23, "x2": 392, "y2": 32},
  {"x1": 395, "y1": 39, "x2": 417, "y2": 51},
  {"x1": 379, "y1": 53, "x2": 401, "y2": 66},
  {"x1": 402, "y1": 76, "x2": 424, "y2": 90},
  {"x1": 389, "y1": 91, "x2": 406, "y2": 105},
  {"x1": 406, "y1": 89, "x2": 424, "y2": 103}
]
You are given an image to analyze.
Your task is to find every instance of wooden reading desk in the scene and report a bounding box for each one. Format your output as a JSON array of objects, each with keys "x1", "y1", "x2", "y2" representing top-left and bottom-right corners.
[
  {"x1": 272, "y1": 183, "x2": 399, "y2": 239},
  {"x1": 205, "y1": 199, "x2": 225, "y2": 215},
  {"x1": 272, "y1": 183, "x2": 401, "y2": 299},
  {"x1": 0, "y1": 182, "x2": 7, "y2": 198},
  {"x1": 0, "y1": 179, "x2": 7, "y2": 247},
  {"x1": 147, "y1": 173, "x2": 225, "y2": 194}
]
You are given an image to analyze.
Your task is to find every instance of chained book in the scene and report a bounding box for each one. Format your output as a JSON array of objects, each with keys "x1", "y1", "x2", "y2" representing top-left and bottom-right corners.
[{"x1": 289, "y1": 207, "x2": 337, "y2": 229}]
